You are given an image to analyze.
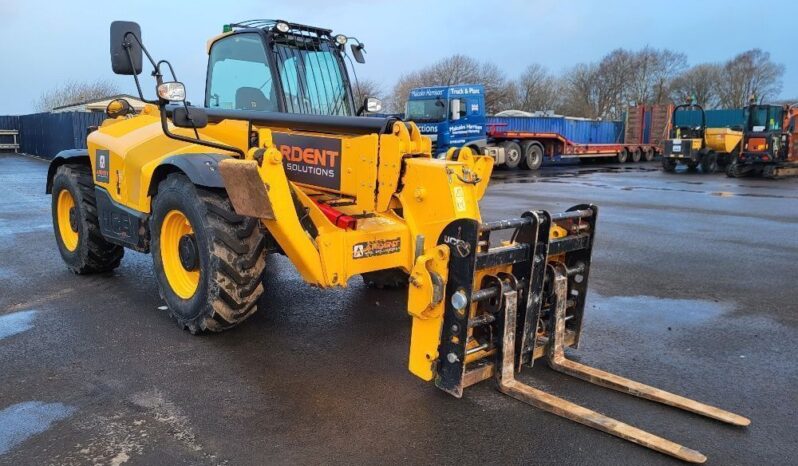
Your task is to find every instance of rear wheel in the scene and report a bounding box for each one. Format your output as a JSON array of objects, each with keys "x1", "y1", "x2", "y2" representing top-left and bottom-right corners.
[
  {"x1": 700, "y1": 151, "x2": 718, "y2": 174},
  {"x1": 520, "y1": 142, "x2": 543, "y2": 170},
  {"x1": 501, "y1": 141, "x2": 523, "y2": 169},
  {"x1": 151, "y1": 174, "x2": 268, "y2": 333},
  {"x1": 643, "y1": 148, "x2": 655, "y2": 162},
  {"x1": 661, "y1": 158, "x2": 677, "y2": 173},
  {"x1": 630, "y1": 147, "x2": 642, "y2": 163},
  {"x1": 51, "y1": 164, "x2": 124, "y2": 274},
  {"x1": 616, "y1": 148, "x2": 629, "y2": 163}
]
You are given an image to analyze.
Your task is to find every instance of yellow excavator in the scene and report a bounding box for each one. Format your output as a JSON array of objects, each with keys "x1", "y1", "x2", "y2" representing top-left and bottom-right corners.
[{"x1": 46, "y1": 20, "x2": 749, "y2": 463}]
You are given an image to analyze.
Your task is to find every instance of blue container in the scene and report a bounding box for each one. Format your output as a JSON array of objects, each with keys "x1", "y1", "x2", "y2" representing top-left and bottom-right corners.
[
  {"x1": 487, "y1": 116, "x2": 623, "y2": 144},
  {"x1": 673, "y1": 109, "x2": 745, "y2": 129}
]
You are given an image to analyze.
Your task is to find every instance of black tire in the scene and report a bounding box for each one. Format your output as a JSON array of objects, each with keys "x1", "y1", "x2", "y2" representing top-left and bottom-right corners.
[
  {"x1": 726, "y1": 160, "x2": 742, "y2": 178},
  {"x1": 501, "y1": 141, "x2": 523, "y2": 169},
  {"x1": 643, "y1": 148, "x2": 655, "y2": 162},
  {"x1": 520, "y1": 142, "x2": 543, "y2": 170},
  {"x1": 616, "y1": 148, "x2": 629, "y2": 163},
  {"x1": 700, "y1": 151, "x2": 718, "y2": 174},
  {"x1": 51, "y1": 164, "x2": 124, "y2": 274},
  {"x1": 661, "y1": 158, "x2": 677, "y2": 173},
  {"x1": 630, "y1": 147, "x2": 642, "y2": 163},
  {"x1": 686, "y1": 161, "x2": 698, "y2": 171},
  {"x1": 151, "y1": 173, "x2": 268, "y2": 333},
  {"x1": 361, "y1": 268, "x2": 409, "y2": 289}
]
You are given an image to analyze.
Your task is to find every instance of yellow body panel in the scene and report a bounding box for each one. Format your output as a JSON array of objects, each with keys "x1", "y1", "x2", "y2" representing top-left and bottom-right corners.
[
  {"x1": 86, "y1": 106, "x2": 495, "y2": 383},
  {"x1": 704, "y1": 128, "x2": 742, "y2": 154}
]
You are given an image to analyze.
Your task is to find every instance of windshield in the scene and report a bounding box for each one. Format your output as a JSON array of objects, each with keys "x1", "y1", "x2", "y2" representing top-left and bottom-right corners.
[
  {"x1": 206, "y1": 32, "x2": 353, "y2": 116},
  {"x1": 748, "y1": 106, "x2": 783, "y2": 132},
  {"x1": 273, "y1": 40, "x2": 352, "y2": 116},
  {"x1": 406, "y1": 98, "x2": 447, "y2": 122}
]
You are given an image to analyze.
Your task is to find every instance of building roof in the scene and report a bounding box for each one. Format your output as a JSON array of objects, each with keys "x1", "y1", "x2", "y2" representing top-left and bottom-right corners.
[{"x1": 52, "y1": 94, "x2": 147, "y2": 111}]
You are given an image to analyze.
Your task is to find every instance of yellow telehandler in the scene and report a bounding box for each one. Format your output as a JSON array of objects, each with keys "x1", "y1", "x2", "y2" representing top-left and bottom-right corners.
[{"x1": 46, "y1": 20, "x2": 748, "y2": 463}]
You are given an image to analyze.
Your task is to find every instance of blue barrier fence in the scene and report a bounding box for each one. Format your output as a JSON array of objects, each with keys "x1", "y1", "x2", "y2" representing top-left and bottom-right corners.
[{"x1": 0, "y1": 112, "x2": 106, "y2": 159}]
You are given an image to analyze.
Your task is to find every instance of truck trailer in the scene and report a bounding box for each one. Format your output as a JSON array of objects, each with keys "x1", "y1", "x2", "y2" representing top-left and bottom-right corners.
[{"x1": 405, "y1": 84, "x2": 664, "y2": 169}]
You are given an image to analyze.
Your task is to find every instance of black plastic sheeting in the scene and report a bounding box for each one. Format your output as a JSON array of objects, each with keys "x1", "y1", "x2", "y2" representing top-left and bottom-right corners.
[{"x1": 0, "y1": 112, "x2": 106, "y2": 159}]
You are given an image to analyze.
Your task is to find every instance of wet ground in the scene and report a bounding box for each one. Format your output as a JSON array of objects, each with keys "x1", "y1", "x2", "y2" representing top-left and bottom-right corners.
[{"x1": 1, "y1": 153, "x2": 797, "y2": 465}]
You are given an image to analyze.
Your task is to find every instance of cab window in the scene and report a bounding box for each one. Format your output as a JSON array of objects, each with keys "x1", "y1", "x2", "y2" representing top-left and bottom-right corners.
[{"x1": 206, "y1": 33, "x2": 277, "y2": 112}]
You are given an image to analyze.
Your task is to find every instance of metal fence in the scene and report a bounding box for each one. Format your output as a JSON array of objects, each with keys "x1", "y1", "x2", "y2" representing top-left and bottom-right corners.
[{"x1": 0, "y1": 112, "x2": 106, "y2": 159}]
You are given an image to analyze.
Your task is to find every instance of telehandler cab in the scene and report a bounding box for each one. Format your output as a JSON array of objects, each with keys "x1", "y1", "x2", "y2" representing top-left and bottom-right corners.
[{"x1": 47, "y1": 20, "x2": 748, "y2": 463}]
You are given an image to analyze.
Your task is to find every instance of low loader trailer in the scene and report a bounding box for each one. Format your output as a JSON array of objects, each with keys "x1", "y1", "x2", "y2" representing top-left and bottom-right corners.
[{"x1": 47, "y1": 20, "x2": 748, "y2": 463}]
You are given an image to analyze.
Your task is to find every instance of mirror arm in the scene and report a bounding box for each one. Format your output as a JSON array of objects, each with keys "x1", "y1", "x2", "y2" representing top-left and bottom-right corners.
[{"x1": 158, "y1": 106, "x2": 244, "y2": 157}]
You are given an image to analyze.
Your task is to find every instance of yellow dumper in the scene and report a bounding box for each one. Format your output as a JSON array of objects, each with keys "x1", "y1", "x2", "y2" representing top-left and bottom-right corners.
[{"x1": 662, "y1": 102, "x2": 742, "y2": 173}]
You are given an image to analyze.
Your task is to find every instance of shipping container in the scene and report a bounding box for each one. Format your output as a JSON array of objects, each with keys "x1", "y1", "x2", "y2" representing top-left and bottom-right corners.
[
  {"x1": 486, "y1": 116, "x2": 623, "y2": 145},
  {"x1": 673, "y1": 108, "x2": 745, "y2": 129}
]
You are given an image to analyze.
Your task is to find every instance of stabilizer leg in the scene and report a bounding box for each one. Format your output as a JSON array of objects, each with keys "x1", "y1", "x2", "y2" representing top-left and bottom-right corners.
[
  {"x1": 496, "y1": 291, "x2": 707, "y2": 464},
  {"x1": 546, "y1": 265, "x2": 750, "y2": 427}
]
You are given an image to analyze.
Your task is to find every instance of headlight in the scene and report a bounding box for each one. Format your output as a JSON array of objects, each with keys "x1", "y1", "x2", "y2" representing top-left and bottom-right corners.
[
  {"x1": 275, "y1": 22, "x2": 290, "y2": 33},
  {"x1": 334, "y1": 34, "x2": 348, "y2": 45},
  {"x1": 157, "y1": 82, "x2": 186, "y2": 102}
]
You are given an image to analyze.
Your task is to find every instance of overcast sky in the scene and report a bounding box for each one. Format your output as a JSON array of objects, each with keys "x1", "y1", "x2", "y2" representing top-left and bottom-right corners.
[{"x1": 0, "y1": 0, "x2": 795, "y2": 114}]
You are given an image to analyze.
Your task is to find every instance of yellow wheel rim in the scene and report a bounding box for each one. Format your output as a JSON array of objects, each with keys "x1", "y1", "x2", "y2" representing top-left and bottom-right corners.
[
  {"x1": 161, "y1": 210, "x2": 200, "y2": 299},
  {"x1": 56, "y1": 189, "x2": 79, "y2": 252}
]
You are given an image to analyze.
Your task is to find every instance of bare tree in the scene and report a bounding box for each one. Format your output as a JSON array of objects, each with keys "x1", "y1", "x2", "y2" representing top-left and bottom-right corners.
[
  {"x1": 512, "y1": 64, "x2": 561, "y2": 112},
  {"x1": 351, "y1": 78, "x2": 384, "y2": 111},
  {"x1": 669, "y1": 64, "x2": 722, "y2": 108},
  {"x1": 389, "y1": 55, "x2": 515, "y2": 114},
  {"x1": 716, "y1": 49, "x2": 784, "y2": 107},
  {"x1": 35, "y1": 79, "x2": 121, "y2": 112},
  {"x1": 628, "y1": 47, "x2": 687, "y2": 105}
]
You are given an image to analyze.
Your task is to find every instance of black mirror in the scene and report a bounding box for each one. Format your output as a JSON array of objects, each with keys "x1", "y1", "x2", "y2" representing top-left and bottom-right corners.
[
  {"x1": 350, "y1": 43, "x2": 365, "y2": 64},
  {"x1": 110, "y1": 21, "x2": 143, "y2": 75},
  {"x1": 173, "y1": 106, "x2": 208, "y2": 129}
]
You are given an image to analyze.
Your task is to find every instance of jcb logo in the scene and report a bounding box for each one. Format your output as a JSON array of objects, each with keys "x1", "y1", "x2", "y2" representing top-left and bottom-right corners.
[{"x1": 273, "y1": 133, "x2": 342, "y2": 190}]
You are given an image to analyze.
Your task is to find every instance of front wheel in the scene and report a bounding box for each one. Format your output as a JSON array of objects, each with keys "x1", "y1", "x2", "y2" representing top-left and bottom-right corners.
[
  {"x1": 700, "y1": 152, "x2": 718, "y2": 174},
  {"x1": 661, "y1": 158, "x2": 677, "y2": 173},
  {"x1": 151, "y1": 174, "x2": 268, "y2": 333}
]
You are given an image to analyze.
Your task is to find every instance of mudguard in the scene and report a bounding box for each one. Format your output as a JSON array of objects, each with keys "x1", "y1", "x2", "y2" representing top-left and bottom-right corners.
[
  {"x1": 149, "y1": 154, "x2": 231, "y2": 194},
  {"x1": 46, "y1": 149, "x2": 90, "y2": 193}
]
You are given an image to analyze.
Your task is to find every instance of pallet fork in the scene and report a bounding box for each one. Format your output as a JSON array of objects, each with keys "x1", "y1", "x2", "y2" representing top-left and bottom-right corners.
[{"x1": 436, "y1": 205, "x2": 749, "y2": 463}]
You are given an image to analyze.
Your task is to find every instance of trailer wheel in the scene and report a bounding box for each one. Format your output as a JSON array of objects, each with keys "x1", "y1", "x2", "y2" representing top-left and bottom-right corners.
[
  {"x1": 501, "y1": 141, "x2": 523, "y2": 169},
  {"x1": 661, "y1": 158, "x2": 677, "y2": 173},
  {"x1": 643, "y1": 148, "x2": 655, "y2": 162},
  {"x1": 521, "y1": 142, "x2": 543, "y2": 170},
  {"x1": 616, "y1": 148, "x2": 629, "y2": 163},
  {"x1": 700, "y1": 151, "x2": 718, "y2": 174},
  {"x1": 630, "y1": 148, "x2": 642, "y2": 163}
]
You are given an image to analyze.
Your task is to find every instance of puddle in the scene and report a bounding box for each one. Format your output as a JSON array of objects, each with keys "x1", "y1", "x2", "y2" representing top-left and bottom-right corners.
[
  {"x1": 589, "y1": 293, "x2": 730, "y2": 330},
  {"x1": 0, "y1": 401, "x2": 76, "y2": 455},
  {"x1": 0, "y1": 310, "x2": 37, "y2": 340}
]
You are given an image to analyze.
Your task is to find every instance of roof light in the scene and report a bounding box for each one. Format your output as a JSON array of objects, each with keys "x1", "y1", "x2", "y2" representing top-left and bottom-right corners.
[
  {"x1": 222, "y1": 24, "x2": 232, "y2": 33},
  {"x1": 334, "y1": 34, "x2": 348, "y2": 45},
  {"x1": 275, "y1": 22, "x2": 290, "y2": 33}
]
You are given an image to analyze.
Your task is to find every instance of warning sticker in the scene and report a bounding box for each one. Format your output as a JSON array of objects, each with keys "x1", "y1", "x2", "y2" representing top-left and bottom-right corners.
[
  {"x1": 95, "y1": 149, "x2": 110, "y2": 183},
  {"x1": 353, "y1": 237, "x2": 401, "y2": 259}
]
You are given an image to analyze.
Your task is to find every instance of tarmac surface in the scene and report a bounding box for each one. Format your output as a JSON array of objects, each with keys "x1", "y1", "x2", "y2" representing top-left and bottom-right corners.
[{"x1": 1, "y1": 153, "x2": 797, "y2": 465}]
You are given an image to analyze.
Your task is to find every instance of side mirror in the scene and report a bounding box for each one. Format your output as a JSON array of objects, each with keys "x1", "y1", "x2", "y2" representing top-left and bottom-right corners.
[
  {"x1": 356, "y1": 97, "x2": 382, "y2": 116},
  {"x1": 450, "y1": 99, "x2": 461, "y2": 121},
  {"x1": 110, "y1": 21, "x2": 143, "y2": 75},
  {"x1": 157, "y1": 82, "x2": 186, "y2": 102},
  {"x1": 105, "y1": 98, "x2": 134, "y2": 118},
  {"x1": 350, "y1": 43, "x2": 365, "y2": 64},
  {"x1": 173, "y1": 107, "x2": 208, "y2": 129}
]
